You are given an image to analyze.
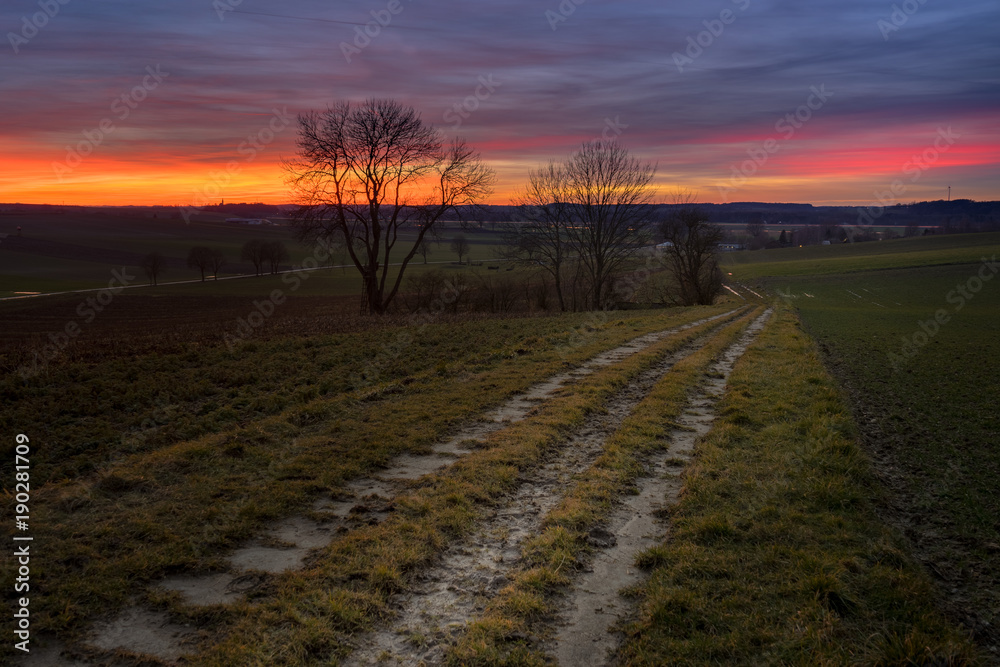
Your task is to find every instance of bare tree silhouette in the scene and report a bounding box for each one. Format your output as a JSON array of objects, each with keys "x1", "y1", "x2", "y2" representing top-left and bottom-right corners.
[{"x1": 285, "y1": 98, "x2": 495, "y2": 314}]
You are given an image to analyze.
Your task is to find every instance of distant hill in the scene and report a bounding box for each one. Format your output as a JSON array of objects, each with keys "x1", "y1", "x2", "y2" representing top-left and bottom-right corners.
[{"x1": 2, "y1": 199, "x2": 998, "y2": 232}]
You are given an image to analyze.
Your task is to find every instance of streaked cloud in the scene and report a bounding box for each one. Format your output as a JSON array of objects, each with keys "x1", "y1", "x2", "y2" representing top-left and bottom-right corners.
[{"x1": 1, "y1": 0, "x2": 997, "y2": 205}]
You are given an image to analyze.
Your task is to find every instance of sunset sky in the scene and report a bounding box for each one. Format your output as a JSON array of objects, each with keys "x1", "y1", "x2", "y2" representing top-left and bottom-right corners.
[{"x1": 1, "y1": 0, "x2": 998, "y2": 207}]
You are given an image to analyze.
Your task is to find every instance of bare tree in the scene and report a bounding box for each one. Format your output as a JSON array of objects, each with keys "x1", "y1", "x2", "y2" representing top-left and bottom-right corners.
[
  {"x1": 745, "y1": 214, "x2": 766, "y2": 249},
  {"x1": 241, "y1": 240, "x2": 267, "y2": 276},
  {"x1": 140, "y1": 252, "x2": 166, "y2": 286},
  {"x1": 659, "y1": 204, "x2": 723, "y2": 306},
  {"x1": 285, "y1": 98, "x2": 495, "y2": 315},
  {"x1": 209, "y1": 247, "x2": 226, "y2": 280},
  {"x1": 563, "y1": 140, "x2": 657, "y2": 309},
  {"x1": 186, "y1": 246, "x2": 215, "y2": 282},
  {"x1": 261, "y1": 240, "x2": 289, "y2": 274},
  {"x1": 417, "y1": 235, "x2": 434, "y2": 264},
  {"x1": 503, "y1": 162, "x2": 574, "y2": 311},
  {"x1": 450, "y1": 234, "x2": 469, "y2": 264}
]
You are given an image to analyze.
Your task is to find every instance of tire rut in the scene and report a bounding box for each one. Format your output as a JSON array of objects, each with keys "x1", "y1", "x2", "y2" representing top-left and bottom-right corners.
[
  {"x1": 548, "y1": 309, "x2": 772, "y2": 666},
  {"x1": 342, "y1": 314, "x2": 755, "y2": 666},
  {"x1": 32, "y1": 309, "x2": 745, "y2": 667}
]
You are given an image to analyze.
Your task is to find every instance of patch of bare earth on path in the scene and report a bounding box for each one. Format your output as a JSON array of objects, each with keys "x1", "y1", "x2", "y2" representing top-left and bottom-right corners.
[
  {"x1": 548, "y1": 309, "x2": 772, "y2": 666},
  {"x1": 53, "y1": 310, "x2": 743, "y2": 665},
  {"x1": 342, "y1": 316, "x2": 749, "y2": 666}
]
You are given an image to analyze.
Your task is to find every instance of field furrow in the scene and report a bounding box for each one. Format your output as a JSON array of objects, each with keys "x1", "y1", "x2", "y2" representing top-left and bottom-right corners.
[
  {"x1": 8, "y1": 305, "x2": 751, "y2": 666},
  {"x1": 342, "y1": 312, "x2": 758, "y2": 665},
  {"x1": 447, "y1": 308, "x2": 767, "y2": 665},
  {"x1": 547, "y1": 310, "x2": 771, "y2": 666}
]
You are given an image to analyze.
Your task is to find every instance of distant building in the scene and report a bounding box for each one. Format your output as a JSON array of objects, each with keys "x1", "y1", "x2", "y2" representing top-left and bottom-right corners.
[
  {"x1": 717, "y1": 242, "x2": 744, "y2": 251},
  {"x1": 226, "y1": 217, "x2": 272, "y2": 225}
]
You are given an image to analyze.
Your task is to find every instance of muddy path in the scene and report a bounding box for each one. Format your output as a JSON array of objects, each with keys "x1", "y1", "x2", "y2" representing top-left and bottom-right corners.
[
  {"x1": 343, "y1": 312, "x2": 763, "y2": 666},
  {"x1": 19, "y1": 308, "x2": 744, "y2": 667},
  {"x1": 547, "y1": 309, "x2": 772, "y2": 666}
]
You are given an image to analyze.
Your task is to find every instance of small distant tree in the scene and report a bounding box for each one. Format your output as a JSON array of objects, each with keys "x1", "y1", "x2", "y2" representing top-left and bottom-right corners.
[
  {"x1": 659, "y1": 206, "x2": 723, "y2": 306},
  {"x1": 417, "y1": 235, "x2": 434, "y2": 264},
  {"x1": 140, "y1": 252, "x2": 166, "y2": 286},
  {"x1": 450, "y1": 234, "x2": 469, "y2": 264},
  {"x1": 186, "y1": 246, "x2": 215, "y2": 282},
  {"x1": 241, "y1": 240, "x2": 266, "y2": 276},
  {"x1": 503, "y1": 161, "x2": 574, "y2": 311},
  {"x1": 778, "y1": 229, "x2": 789, "y2": 245},
  {"x1": 261, "y1": 240, "x2": 289, "y2": 274},
  {"x1": 209, "y1": 247, "x2": 226, "y2": 280},
  {"x1": 745, "y1": 214, "x2": 767, "y2": 249}
]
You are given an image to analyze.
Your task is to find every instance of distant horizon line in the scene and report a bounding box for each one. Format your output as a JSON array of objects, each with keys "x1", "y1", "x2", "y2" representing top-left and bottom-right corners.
[{"x1": 0, "y1": 198, "x2": 993, "y2": 210}]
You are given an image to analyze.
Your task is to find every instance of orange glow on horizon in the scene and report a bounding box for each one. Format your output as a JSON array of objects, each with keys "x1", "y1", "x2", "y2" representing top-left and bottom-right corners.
[{"x1": 2, "y1": 131, "x2": 997, "y2": 207}]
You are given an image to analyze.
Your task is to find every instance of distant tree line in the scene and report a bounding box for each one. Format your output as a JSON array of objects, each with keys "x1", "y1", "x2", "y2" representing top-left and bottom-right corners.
[
  {"x1": 136, "y1": 239, "x2": 291, "y2": 286},
  {"x1": 240, "y1": 240, "x2": 289, "y2": 276}
]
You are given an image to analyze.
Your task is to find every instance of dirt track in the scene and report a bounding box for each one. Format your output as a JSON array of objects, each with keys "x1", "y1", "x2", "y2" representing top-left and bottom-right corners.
[{"x1": 18, "y1": 307, "x2": 774, "y2": 666}]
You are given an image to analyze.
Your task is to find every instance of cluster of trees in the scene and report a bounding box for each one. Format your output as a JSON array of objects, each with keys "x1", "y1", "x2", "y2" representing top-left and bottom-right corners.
[
  {"x1": 136, "y1": 240, "x2": 290, "y2": 286},
  {"x1": 285, "y1": 98, "x2": 723, "y2": 314},
  {"x1": 240, "y1": 240, "x2": 289, "y2": 276},
  {"x1": 186, "y1": 246, "x2": 226, "y2": 281}
]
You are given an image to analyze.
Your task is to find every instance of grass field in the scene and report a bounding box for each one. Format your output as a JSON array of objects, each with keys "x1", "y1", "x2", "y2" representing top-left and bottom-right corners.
[
  {"x1": 723, "y1": 231, "x2": 1000, "y2": 280},
  {"x1": 764, "y1": 263, "x2": 1000, "y2": 653},
  {"x1": 0, "y1": 211, "x2": 508, "y2": 297},
  {"x1": 618, "y1": 307, "x2": 977, "y2": 664},
  {"x1": 1, "y1": 228, "x2": 996, "y2": 664},
  {"x1": 1, "y1": 302, "x2": 744, "y2": 663}
]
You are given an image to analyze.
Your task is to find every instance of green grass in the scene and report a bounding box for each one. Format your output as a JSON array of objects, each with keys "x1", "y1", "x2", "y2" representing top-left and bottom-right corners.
[
  {"x1": 0, "y1": 302, "x2": 739, "y2": 663},
  {"x1": 449, "y1": 307, "x2": 765, "y2": 665},
  {"x1": 195, "y1": 306, "x2": 751, "y2": 665},
  {"x1": 618, "y1": 306, "x2": 979, "y2": 664},
  {"x1": 722, "y1": 231, "x2": 1000, "y2": 279},
  {"x1": 0, "y1": 211, "x2": 513, "y2": 296},
  {"x1": 768, "y1": 263, "x2": 1000, "y2": 651}
]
